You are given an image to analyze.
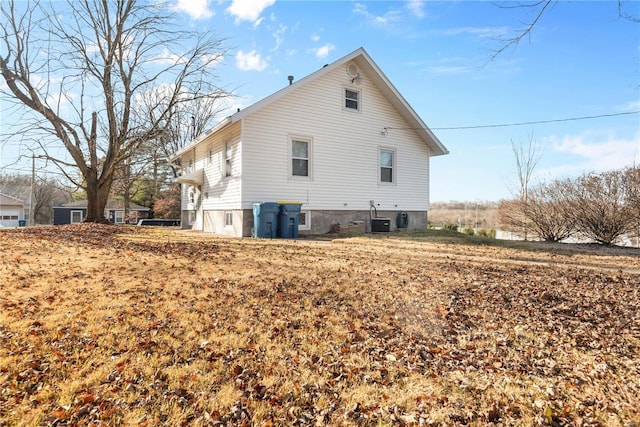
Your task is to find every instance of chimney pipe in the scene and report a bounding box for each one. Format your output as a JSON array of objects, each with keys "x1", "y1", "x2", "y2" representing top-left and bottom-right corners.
[{"x1": 287, "y1": 75, "x2": 294, "y2": 85}]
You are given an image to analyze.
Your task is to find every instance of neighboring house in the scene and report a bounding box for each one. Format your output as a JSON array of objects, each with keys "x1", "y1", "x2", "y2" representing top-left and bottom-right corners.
[
  {"x1": 0, "y1": 193, "x2": 25, "y2": 227},
  {"x1": 53, "y1": 200, "x2": 150, "y2": 225},
  {"x1": 171, "y1": 47, "x2": 449, "y2": 237}
]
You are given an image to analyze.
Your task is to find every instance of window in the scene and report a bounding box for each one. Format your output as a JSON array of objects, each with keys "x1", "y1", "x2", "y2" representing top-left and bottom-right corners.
[
  {"x1": 298, "y1": 211, "x2": 311, "y2": 231},
  {"x1": 345, "y1": 88, "x2": 360, "y2": 110},
  {"x1": 380, "y1": 149, "x2": 395, "y2": 183},
  {"x1": 209, "y1": 148, "x2": 215, "y2": 165},
  {"x1": 291, "y1": 139, "x2": 310, "y2": 177},
  {"x1": 224, "y1": 141, "x2": 232, "y2": 177},
  {"x1": 71, "y1": 210, "x2": 84, "y2": 224},
  {"x1": 115, "y1": 211, "x2": 125, "y2": 224},
  {"x1": 224, "y1": 212, "x2": 233, "y2": 227}
]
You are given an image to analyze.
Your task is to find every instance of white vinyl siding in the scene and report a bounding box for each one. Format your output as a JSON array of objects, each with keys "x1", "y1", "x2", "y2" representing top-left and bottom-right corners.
[
  {"x1": 180, "y1": 121, "x2": 242, "y2": 212},
  {"x1": 241, "y1": 61, "x2": 430, "y2": 211},
  {"x1": 224, "y1": 141, "x2": 232, "y2": 177}
]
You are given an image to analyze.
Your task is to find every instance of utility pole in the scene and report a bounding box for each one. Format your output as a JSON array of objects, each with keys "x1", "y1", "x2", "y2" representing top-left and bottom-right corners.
[{"x1": 29, "y1": 154, "x2": 35, "y2": 226}]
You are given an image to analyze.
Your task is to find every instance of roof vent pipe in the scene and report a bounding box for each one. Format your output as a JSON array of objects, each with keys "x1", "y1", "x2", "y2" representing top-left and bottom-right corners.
[{"x1": 287, "y1": 75, "x2": 294, "y2": 85}]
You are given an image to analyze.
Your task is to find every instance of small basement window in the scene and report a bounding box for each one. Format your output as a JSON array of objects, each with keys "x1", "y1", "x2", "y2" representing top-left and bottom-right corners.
[
  {"x1": 298, "y1": 211, "x2": 310, "y2": 231},
  {"x1": 224, "y1": 212, "x2": 233, "y2": 227}
]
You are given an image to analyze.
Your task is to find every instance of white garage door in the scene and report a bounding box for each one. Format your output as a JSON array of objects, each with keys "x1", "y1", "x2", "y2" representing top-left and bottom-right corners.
[{"x1": 0, "y1": 209, "x2": 21, "y2": 227}]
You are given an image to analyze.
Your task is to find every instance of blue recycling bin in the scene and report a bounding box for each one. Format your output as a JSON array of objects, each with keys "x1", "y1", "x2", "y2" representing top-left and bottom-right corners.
[
  {"x1": 18, "y1": 220, "x2": 26, "y2": 227},
  {"x1": 277, "y1": 203, "x2": 302, "y2": 238},
  {"x1": 253, "y1": 202, "x2": 279, "y2": 238}
]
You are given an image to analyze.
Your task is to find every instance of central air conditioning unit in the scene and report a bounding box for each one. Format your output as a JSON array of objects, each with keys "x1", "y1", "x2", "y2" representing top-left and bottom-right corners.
[{"x1": 371, "y1": 217, "x2": 391, "y2": 232}]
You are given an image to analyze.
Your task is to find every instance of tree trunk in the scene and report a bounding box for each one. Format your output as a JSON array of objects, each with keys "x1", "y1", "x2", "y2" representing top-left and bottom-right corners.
[
  {"x1": 85, "y1": 172, "x2": 111, "y2": 223},
  {"x1": 123, "y1": 162, "x2": 131, "y2": 224}
]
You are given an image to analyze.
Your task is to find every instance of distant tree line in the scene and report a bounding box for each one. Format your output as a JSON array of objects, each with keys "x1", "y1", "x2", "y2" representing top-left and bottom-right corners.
[{"x1": 499, "y1": 166, "x2": 640, "y2": 245}]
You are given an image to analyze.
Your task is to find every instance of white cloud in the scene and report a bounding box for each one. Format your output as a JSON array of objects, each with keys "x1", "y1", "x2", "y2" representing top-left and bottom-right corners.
[
  {"x1": 272, "y1": 24, "x2": 287, "y2": 51},
  {"x1": 407, "y1": 0, "x2": 426, "y2": 19},
  {"x1": 547, "y1": 130, "x2": 640, "y2": 175},
  {"x1": 428, "y1": 65, "x2": 473, "y2": 75},
  {"x1": 201, "y1": 53, "x2": 224, "y2": 68},
  {"x1": 172, "y1": 0, "x2": 214, "y2": 20},
  {"x1": 153, "y1": 48, "x2": 188, "y2": 65},
  {"x1": 313, "y1": 43, "x2": 335, "y2": 60},
  {"x1": 353, "y1": 2, "x2": 401, "y2": 26},
  {"x1": 310, "y1": 32, "x2": 321, "y2": 42},
  {"x1": 226, "y1": 0, "x2": 276, "y2": 24},
  {"x1": 235, "y1": 50, "x2": 268, "y2": 71},
  {"x1": 442, "y1": 26, "x2": 510, "y2": 39},
  {"x1": 621, "y1": 100, "x2": 640, "y2": 111}
]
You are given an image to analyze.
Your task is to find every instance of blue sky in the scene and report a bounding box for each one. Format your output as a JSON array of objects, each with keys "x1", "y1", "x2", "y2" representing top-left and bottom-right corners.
[{"x1": 1, "y1": 0, "x2": 639, "y2": 202}]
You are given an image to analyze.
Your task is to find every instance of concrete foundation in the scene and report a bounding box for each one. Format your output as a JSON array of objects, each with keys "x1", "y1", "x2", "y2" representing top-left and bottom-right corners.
[{"x1": 183, "y1": 209, "x2": 428, "y2": 237}]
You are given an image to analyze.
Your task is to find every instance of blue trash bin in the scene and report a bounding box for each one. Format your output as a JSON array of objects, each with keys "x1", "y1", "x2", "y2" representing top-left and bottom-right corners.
[
  {"x1": 18, "y1": 220, "x2": 26, "y2": 227},
  {"x1": 277, "y1": 203, "x2": 302, "y2": 238},
  {"x1": 253, "y1": 202, "x2": 279, "y2": 238}
]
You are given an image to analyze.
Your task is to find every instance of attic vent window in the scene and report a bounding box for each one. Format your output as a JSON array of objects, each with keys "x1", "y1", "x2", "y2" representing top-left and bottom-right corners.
[{"x1": 345, "y1": 89, "x2": 359, "y2": 111}]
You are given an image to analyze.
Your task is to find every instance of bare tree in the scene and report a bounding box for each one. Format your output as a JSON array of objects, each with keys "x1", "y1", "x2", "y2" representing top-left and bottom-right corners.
[
  {"x1": 491, "y1": 0, "x2": 557, "y2": 60},
  {"x1": 497, "y1": 198, "x2": 529, "y2": 236},
  {"x1": 141, "y1": 91, "x2": 227, "y2": 178},
  {"x1": 493, "y1": 1, "x2": 638, "y2": 59},
  {"x1": 509, "y1": 132, "x2": 542, "y2": 240},
  {"x1": 622, "y1": 165, "x2": 640, "y2": 234},
  {"x1": 0, "y1": 0, "x2": 230, "y2": 222},
  {"x1": 524, "y1": 179, "x2": 575, "y2": 242},
  {"x1": 567, "y1": 170, "x2": 637, "y2": 245}
]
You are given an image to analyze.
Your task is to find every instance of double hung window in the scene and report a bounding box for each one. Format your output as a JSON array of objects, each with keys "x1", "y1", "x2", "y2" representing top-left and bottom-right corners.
[
  {"x1": 291, "y1": 138, "x2": 310, "y2": 177},
  {"x1": 380, "y1": 149, "x2": 395, "y2": 183}
]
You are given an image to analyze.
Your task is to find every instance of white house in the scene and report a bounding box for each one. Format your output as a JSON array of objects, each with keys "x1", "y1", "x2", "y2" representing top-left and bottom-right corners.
[{"x1": 171, "y1": 47, "x2": 449, "y2": 237}]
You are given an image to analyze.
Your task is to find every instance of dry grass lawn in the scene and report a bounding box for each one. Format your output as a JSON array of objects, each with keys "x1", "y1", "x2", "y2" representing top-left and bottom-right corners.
[{"x1": 1, "y1": 224, "x2": 639, "y2": 426}]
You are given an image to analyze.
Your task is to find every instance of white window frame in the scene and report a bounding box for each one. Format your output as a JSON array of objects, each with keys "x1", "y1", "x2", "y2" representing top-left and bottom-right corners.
[
  {"x1": 209, "y1": 147, "x2": 215, "y2": 165},
  {"x1": 344, "y1": 87, "x2": 361, "y2": 112},
  {"x1": 114, "y1": 210, "x2": 125, "y2": 224},
  {"x1": 298, "y1": 210, "x2": 311, "y2": 231},
  {"x1": 224, "y1": 141, "x2": 232, "y2": 178},
  {"x1": 70, "y1": 210, "x2": 84, "y2": 224},
  {"x1": 224, "y1": 211, "x2": 233, "y2": 227},
  {"x1": 289, "y1": 136, "x2": 313, "y2": 180},
  {"x1": 379, "y1": 148, "x2": 396, "y2": 185}
]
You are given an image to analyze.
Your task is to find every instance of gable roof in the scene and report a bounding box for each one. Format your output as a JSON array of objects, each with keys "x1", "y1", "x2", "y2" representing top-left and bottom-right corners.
[
  {"x1": 173, "y1": 47, "x2": 448, "y2": 159},
  {"x1": 54, "y1": 199, "x2": 149, "y2": 211},
  {"x1": 0, "y1": 192, "x2": 25, "y2": 206},
  {"x1": 0, "y1": 186, "x2": 31, "y2": 205}
]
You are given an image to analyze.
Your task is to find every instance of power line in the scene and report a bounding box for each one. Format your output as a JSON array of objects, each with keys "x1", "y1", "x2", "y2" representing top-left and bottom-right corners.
[{"x1": 388, "y1": 110, "x2": 640, "y2": 132}]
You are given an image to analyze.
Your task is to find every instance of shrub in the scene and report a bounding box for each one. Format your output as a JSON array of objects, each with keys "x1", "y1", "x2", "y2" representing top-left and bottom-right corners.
[
  {"x1": 477, "y1": 228, "x2": 496, "y2": 239},
  {"x1": 442, "y1": 223, "x2": 458, "y2": 231},
  {"x1": 463, "y1": 227, "x2": 475, "y2": 236}
]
